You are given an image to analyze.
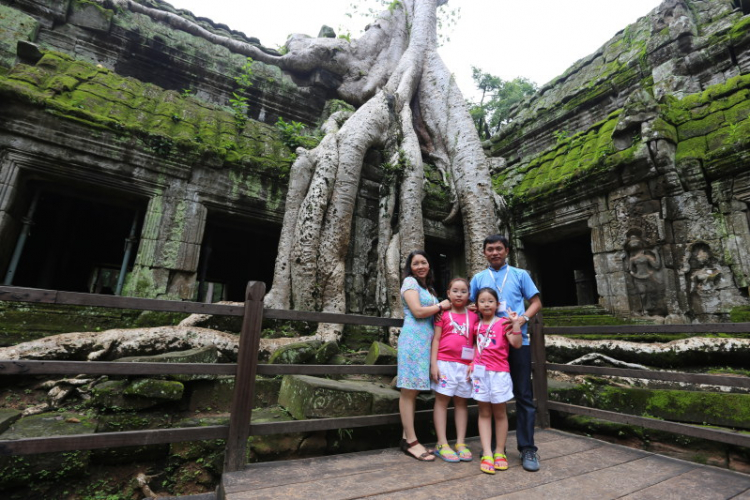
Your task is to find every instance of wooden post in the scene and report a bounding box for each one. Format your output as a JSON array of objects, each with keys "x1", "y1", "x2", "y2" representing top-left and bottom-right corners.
[
  {"x1": 530, "y1": 313, "x2": 550, "y2": 429},
  {"x1": 223, "y1": 281, "x2": 265, "y2": 472}
]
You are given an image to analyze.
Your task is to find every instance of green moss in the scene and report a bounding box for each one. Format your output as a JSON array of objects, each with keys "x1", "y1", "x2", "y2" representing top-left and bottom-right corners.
[
  {"x1": 729, "y1": 306, "x2": 750, "y2": 323},
  {"x1": 0, "y1": 50, "x2": 293, "y2": 172}
]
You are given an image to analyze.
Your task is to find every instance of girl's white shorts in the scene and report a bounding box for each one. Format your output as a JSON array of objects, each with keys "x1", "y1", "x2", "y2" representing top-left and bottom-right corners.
[
  {"x1": 431, "y1": 360, "x2": 472, "y2": 399},
  {"x1": 471, "y1": 370, "x2": 514, "y2": 404}
]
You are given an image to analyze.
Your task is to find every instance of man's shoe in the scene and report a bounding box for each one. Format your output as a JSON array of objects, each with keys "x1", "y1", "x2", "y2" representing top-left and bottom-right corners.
[{"x1": 520, "y1": 449, "x2": 540, "y2": 472}]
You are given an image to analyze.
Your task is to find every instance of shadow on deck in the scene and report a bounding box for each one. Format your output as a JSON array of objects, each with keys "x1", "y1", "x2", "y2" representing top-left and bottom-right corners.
[{"x1": 211, "y1": 429, "x2": 750, "y2": 499}]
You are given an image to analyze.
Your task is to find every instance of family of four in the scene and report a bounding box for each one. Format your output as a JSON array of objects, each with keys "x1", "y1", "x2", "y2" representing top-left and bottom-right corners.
[{"x1": 396, "y1": 234, "x2": 542, "y2": 474}]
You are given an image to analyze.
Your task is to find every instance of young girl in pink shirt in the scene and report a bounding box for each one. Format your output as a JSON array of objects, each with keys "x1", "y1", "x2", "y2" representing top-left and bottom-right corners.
[
  {"x1": 471, "y1": 287, "x2": 523, "y2": 474},
  {"x1": 430, "y1": 277, "x2": 478, "y2": 462}
]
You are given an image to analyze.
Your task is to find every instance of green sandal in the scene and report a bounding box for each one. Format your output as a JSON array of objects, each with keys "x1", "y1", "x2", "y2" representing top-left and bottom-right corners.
[
  {"x1": 455, "y1": 443, "x2": 473, "y2": 462},
  {"x1": 434, "y1": 443, "x2": 460, "y2": 463},
  {"x1": 480, "y1": 455, "x2": 495, "y2": 474},
  {"x1": 493, "y1": 452, "x2": 508, "y2": 471}
]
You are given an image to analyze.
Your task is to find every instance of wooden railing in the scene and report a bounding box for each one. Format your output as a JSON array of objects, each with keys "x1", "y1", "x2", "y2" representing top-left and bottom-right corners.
[
  {"x1": 1, "y1": 282, "x2": 748, "y2": 474},
  {"x1": 535, "y1": 320, "x2": 750, "y2": 448}
]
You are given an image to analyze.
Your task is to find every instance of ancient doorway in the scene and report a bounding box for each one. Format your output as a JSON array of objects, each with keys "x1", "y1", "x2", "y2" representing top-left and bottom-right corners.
[
  {"x1": 425, "y1": 240, "x2": 467, "y2": 298},
  {"x1": 196, "y1": 213, "x2": 280, "y2": 302},
  {"x1": 7, "y1": 186, "x2": 145, "y2": 294},
  {"x1": 523, "y1": 231, "x2": 598, "y2": 307}
]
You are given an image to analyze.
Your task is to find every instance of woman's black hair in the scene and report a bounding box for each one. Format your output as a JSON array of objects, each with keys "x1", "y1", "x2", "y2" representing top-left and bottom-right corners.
[
  {"x1": 476, "y1": 287, "x2": 499, "y2": 301},
  {"x1": 403, "y1": 250, "x2": 436, "y2": 295}
]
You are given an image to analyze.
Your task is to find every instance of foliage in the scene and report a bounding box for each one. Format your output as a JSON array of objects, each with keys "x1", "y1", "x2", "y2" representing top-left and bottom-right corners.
[
  {"x1": 468, "y1": 66, "x2": 537, "y2": 140},
  {"x1": 275, "y1": 117, "x2": 321, "y2": 151},
  {"x1": 230, "y1": 57, "x2": 254, "y2": 129}
]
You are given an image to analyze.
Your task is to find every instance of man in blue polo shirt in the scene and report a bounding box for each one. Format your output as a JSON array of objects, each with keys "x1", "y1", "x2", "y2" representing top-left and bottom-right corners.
[{"x1": 469, "y1": 234, "x2": 542, "y2": 472}]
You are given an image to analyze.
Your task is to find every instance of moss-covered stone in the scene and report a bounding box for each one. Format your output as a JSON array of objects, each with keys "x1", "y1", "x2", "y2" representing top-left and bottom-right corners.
[
  {"x1": 551, "y1": 383, "x2": 750, "y2": 430},
  {"x1": 0, "y1": 5, "x2": 40, "y2": 70},
  {"x1": 268, "y1": 341, "x2": 321, "y2": 364},
  {"x1": 0, "y1": 412, "x2": 95, "y2": 488},
  {"x1": 0, "y1": 409, "x2": 21, "y2": 434},
  {"x1": 124, "y1": 378, "x2": 184, "y2": 400},
  {"x1": 278, "y1": 375, "x2": 374, "y2": 420},
  {"x1": 729, "y1": 306, "x2": 750, "y2": 323},
  {"x1": 364, "y1": 341, "x2": 397, "y2": 365},
  {"x1": 315, "y1": 341, "x2": 340, "y2": 364},
  {"x1": 115, "y1": 345, "x2": 220, "y2": 381},
  {"x1": 88, "y1": 379, "x2": 161, "y2": 411}
]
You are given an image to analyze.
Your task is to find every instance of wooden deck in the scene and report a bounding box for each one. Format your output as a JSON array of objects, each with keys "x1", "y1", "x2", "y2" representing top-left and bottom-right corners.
[{"x1": 218, "y1": 429, "x2": 750, "y2": 500}]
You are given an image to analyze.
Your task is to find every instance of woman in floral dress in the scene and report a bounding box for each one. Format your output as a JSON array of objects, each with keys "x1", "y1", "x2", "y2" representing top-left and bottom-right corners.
[{"x1": 397, "y1": 250, "x2": 451, "y2": 461}]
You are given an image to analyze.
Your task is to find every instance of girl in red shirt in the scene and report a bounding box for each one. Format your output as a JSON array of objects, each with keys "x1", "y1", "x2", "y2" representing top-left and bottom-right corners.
[{"x1": 429, "y1": 278, "x2": 478, "y2": 462}]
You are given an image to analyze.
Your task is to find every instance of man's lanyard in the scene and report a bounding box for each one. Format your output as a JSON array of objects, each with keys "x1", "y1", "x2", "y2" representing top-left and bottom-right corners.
[
  {"x1": 476, "y1": 317, "x2": 498, "y2": 358},
  {"x1": 488, "y1": 266, "x2": 510, "y2": 301},
  {"x1": 447, "y1": 311, "x2": 470, "y2": 341}
]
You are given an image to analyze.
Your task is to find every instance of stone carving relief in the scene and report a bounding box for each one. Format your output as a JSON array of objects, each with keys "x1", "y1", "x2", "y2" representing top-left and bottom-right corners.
[
  {"x1": 624, "y1": 228, "x2": 667, "y2": 316},
  {"x1": 681, "y1": 241, "x2": 722, "y2": 317}
]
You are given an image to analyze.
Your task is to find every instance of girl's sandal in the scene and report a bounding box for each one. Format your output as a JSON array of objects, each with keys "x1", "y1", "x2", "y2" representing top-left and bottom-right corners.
[
  {"x1": 434, "y1": 443, "x2": 460, "y2": 463},
  {"x1": 455, "y1": 443, "x2": 473, "y2": 462},
  {"x1": 480, "y1": 455, "x2": 495, "y2": 474},
  {"x1": 493, "y1": 452, "x2": 509, "y2": 471}
]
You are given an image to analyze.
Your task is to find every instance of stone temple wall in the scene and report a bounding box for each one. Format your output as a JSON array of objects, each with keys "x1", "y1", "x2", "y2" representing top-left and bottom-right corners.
[
  {"x1": 0, "y1": 0, "x2": 748, "y2": 323},
  {"x1": 0, "y1": 0, "x2": 457, "y2": 309},
  {"x1": 492, "y1": 0, "x2": 750, "y2": 322}
]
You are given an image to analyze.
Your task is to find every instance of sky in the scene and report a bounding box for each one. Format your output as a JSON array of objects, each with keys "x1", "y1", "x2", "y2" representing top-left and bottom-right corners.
[{"x1": 164, "y1": 0, "x2": 665, "y2": 101}]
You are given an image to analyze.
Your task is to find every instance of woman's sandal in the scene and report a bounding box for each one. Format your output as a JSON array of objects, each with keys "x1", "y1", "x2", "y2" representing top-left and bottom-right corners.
[
  {"x1": 455, "y1": 443, "x2": 473, "y2": 462},
  {"x1": 480, "y1": 455, "x2": 495, "y2": 474},
  {"x1": 493, "y1": 452, "x2": 509, "y2": 471},
  {"x1": 403, "y1": 440, "x2": 435, "y2": 461},
  {"x1": 434, "y1": 443, "x2": 460, "y2": 463}
]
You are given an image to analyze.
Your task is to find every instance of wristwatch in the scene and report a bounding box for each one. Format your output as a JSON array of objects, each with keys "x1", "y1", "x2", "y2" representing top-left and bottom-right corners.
[{"x1": 521, "y1": 314, "x2": 530, "y2": 323}]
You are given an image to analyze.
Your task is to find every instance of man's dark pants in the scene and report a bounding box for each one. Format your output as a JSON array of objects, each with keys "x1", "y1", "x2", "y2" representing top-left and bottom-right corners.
[{"x1": 509, "y1": 344, "x2": 537, "y2": 452}]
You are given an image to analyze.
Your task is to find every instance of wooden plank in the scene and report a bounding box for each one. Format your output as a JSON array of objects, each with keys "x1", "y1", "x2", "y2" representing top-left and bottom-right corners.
[
  {"x1": 490, "y1": 453, "x2": 698, "y2": 500},
  {"x1": 547, "y1": 363, "x2": 750, "y2": 388},
  {"x1": 248, "y1": 407, "x2": 479, "y2": 436},
  {"x1": 256, "y1": 365, "x2": 397, "y2": 376},
  {"x1": 224, "y1": 282, "x2": 265, "y2": 472},
  {"x1": 547, "y1": 401, "x2": 750, "y2": 447},
  {"x1": 544, "y1": 323, "x2": 750, "y2": 335},
  {"x1": 264, "y1": 308, "x2": 402, "y2": 327},
  {"x1": 0, "y1": 426, "x2": 228, "y2": 456},
  {"x1": 530, "y1": 314, "x2": 550, "y2": 428},
  {"x1": 618, "y1": 464, "x2": 750, "y2": 499},
  {"x1": 0, "y1": 285, "x2": 244, "y2": 316},
  {"x1": 0, "y1": 360, "x2": 237, "y2": 376}
]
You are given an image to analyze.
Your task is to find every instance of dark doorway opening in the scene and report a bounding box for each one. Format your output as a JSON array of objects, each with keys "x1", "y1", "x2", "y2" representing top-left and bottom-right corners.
[
  {"x1": 524, "y1": 232, "x2": 598, "y2": 307},
  {"x1": 196, "y1": 213, "x2": 280, "y2": 302},
  {"x1": 425, "y1": 240, "x2": 467, "y2": 299},
  {"x1": 10, "y1": 187, "x2": 145, "y2": 294}
]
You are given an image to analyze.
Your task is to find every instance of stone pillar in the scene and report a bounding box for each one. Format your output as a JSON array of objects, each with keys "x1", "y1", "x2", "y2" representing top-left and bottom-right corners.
[
  {"x1": 0, "y1": 151, "x2": 22, "y2": 276},
  {"x1": 123, "y1": 185, "x2": 206, "y2": 299}
]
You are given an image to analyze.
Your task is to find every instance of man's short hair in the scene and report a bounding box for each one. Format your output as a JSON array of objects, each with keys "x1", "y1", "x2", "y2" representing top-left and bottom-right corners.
[{"x1": 483, "y1": 234, "x2": 510, "y2": 250}]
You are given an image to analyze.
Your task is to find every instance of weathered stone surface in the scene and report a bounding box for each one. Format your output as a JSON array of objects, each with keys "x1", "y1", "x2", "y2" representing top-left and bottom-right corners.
[
  {"x1": 0, "y1": 5, "x2": 39, "y2": 68},
  {"x1": 0, "y1": 408, "x2": 21, "y2": 434},
  {"x1": 88, "y1": 380, "x2": 160, "y2": 411},
  {"x1": 0, "y1": 412, "x2": 95, "y2": 487},
  {"x1": 124, "y1": 378, "x2": 184, "y2": 401},
  {"x1": 315, "y1": 341, "x2": 340, "y2": 364},
  {"x1": 268, "y1": 341, "x2": 321, "y2": 364},
  {"x1": 92, "y1": 412, "x2": 171, "y2": 463},
  {"x1": 188, "y1": 375, "x2": 281, "y2": 412},
  {"x1": 364, "y1": 341, "x2": 397, "y2": 365},
  {"x1": 116, "y1": 345, "x2": 221, "y2": 381},
  {"x1": 278, "y1": 374, "x2": 400, "y2": 420},
  {"x1": 67, "y1": 0, "x2": 113, "y2": 33}
]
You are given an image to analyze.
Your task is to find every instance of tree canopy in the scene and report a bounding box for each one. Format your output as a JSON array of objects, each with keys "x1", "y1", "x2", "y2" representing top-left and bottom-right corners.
[{"x1": 469, "y1": 66, "x2": 537, "y2": 140}]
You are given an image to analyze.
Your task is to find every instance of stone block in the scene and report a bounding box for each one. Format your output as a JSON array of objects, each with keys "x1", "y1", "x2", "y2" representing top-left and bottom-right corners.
[
  {"x1": 0, "y1": 412, "x2": 95, "y2": 487},
  {"x1": 0, "y1": 409, "x2": 21, "y2": 434},
  {"x1": 364, "y1": 341, "x2": 397, "y2": 365},
  {"x1": 88, "y1": 380, "x2": 160, "y2": 411},
  {"x1": 124, "y1": 379, "x2": 184, "y2": 401},
  {"x1": 115, "y1": 345, "x2": 220, "y2": 381},
  {"x1": 92, "y1": 412, "x2": 171, "y2": 463},
  {"x1": 279, "y1": 375, "x2": 388, "y2": 420},
  {"x1": 188, "y1": 376, "x2": 281, "y2": 412},
  {"x1": 68, "y1": 0, "x2": 113, "y2": 33},
  {"x1": 269, "y1": 341, "x2": 321, "y2": 364},
  {"x1": 315, "y1": 341, "x2": 340, "y2": 364}
]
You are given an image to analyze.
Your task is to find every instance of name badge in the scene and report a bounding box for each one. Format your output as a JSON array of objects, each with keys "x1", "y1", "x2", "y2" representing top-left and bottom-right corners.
[
  {"x1": 473, "y1": 364, "x2": 486, "y2": 377},
  {"x1": 461, "y1": 346, "x2": 475, "y2": 361},
  {"x1": 498, "y1": 301, "x2": 507, "y2": 313}
]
